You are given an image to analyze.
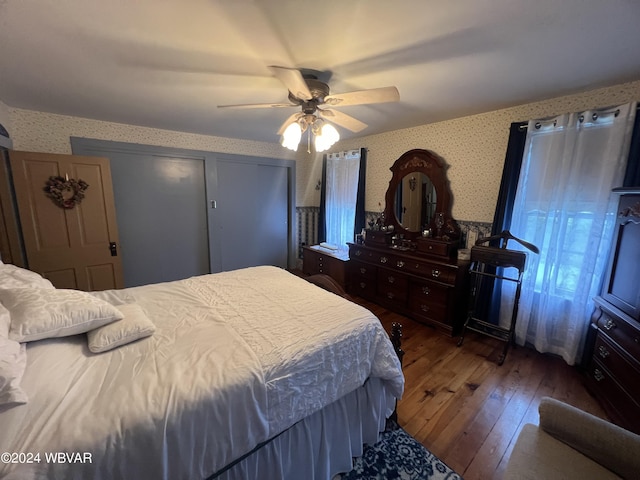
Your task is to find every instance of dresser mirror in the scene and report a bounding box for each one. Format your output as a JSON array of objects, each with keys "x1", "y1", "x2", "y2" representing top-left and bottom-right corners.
[
  {"x1": 383, "y1": 149, "x2": 459, "y2": 240},
  {"x1": 393, "y1": 172, "x2": 437, "y2": 232}
]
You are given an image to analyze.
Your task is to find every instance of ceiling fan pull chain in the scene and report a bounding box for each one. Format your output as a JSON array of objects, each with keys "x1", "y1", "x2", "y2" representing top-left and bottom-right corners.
[{"x1": 307, "y1": 128, "x2": 311, "y2": 153}]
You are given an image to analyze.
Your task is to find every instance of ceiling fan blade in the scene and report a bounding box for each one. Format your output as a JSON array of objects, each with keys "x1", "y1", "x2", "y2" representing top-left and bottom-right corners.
[
  {"x1": 318, "y1": 109, "x2": 367, "y2": 133},
  {"x1": 217, "y1": 102, "x2": 297, "y2": 109},
  {"x1": 268, "y1": 66, "x2": 313, "y2": 100},
  {"x1": 277, "y1": 113, "x2": 304, "y2": 135},
  {"x1": 324, "y1": 86, "x2": 399, "y2": 107}
]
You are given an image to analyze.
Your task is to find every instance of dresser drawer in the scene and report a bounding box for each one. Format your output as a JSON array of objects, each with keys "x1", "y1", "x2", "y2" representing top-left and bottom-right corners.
[
  {"x1": 415, "y1": 238, "x2": 455, "y2": 257},
  {"x1": 406, "y1": 260, "x2": 456, "y2": 284},
  {"x1": 597, "y1": 310, "x2": 640, "y2": 361},
  {"x1": 364, "y1": 229, "x2": 392, "y2": 246},
  {"x1": 409, "y1": 297, "x2": 449, "y2": 323},
  {"x1": 377, "y1": 267, "x2": 409, "y2": 290},
  {"x1": 586, "y1": 359, "x2": 640, "y2": 433},
  {"x1": 378, "y1": 287, "x2": 407, "y2": 306},
  {"x1": 409, "y1": 279, "x2": 450, "y2": 308},
  {"x1": 350, "y1": 245, "x2": 377, "y2": 262},
  {"x1": 351, "y1": 276, "x2": 376, "y2": 297},
  {"x1": 350, "y1": 260, "x2": 376, "y2": 280},
  {"x1": 594, "y1": 334, "x2": 640, "y2": 398}
]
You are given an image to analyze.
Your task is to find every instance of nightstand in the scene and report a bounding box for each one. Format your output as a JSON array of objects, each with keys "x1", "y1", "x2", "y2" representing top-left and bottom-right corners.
[{"x1": 302, "y1": 245, "x2": 349, "y2": 288}]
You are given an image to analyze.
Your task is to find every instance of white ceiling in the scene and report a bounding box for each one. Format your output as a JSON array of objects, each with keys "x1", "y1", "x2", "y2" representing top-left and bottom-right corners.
[{"x1": 1, "y1": 0, "x2": 640, "y2": 144}]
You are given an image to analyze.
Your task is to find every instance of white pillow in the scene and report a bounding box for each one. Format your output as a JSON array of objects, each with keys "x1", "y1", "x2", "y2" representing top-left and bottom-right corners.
[
  {"x1": 0, "y1": 264, "x2": 54, "y2": 290},
  {"x1": 1, "y1": 288, "x2": 123, "y2": 342},
  {"x1": 0, "y1": 335, "x2": 28, "y2": 408},
  {"x1": 87, "y1": 303, "x2": 155, "y2": 353}
]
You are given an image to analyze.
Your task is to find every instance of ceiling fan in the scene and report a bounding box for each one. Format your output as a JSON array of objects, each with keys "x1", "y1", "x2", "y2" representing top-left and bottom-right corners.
[{"x1": 218, "y1": 66, "x2": 400, "y2": 152}]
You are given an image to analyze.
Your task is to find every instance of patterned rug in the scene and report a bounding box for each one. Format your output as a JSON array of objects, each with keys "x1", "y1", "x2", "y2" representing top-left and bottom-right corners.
[{"x1": 338, "y1": 420, "x2": 464, "y2": 480}]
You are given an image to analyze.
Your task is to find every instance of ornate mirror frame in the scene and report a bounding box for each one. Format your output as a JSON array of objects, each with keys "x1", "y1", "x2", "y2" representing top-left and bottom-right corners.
[{"x1": 383, "y1": 148, "x2": 459, "y2": 240}]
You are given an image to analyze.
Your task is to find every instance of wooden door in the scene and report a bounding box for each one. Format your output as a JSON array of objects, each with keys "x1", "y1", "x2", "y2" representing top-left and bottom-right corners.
[{"x1": 9, "y1": 151, "x2": 124, "y2": 291}]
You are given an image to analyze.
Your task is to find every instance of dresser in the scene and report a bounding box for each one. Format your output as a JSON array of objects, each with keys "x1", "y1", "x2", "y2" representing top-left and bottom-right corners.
[
  {"x1": 348, "y1": 149, "x2": 468, "y2": 335},
  {"x1": 584, "y1": 189, "x2": 640, "y2": 434},
  {"x1": 348, "y1": 242, "x2": 467, "y2": 335},
  {"x1": 302, "y1": 245, "x2": 349, "y2": 288}
]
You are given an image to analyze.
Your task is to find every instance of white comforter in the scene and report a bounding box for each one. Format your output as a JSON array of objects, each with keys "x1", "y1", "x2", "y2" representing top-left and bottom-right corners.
[{"x1": 0, "y1": 266, "x2": 404, "y2": 480}]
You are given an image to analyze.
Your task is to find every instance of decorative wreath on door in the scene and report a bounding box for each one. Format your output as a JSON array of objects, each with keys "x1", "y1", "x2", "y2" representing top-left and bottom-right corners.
[{"x1": 43, "y1": 176, "x2": 90, "y2": 209}]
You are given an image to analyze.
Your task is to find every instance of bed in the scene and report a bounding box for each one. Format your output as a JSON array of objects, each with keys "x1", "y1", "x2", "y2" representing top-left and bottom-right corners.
[{"x1": 0, "y1": 264, "x2": 404, "y2": 479}]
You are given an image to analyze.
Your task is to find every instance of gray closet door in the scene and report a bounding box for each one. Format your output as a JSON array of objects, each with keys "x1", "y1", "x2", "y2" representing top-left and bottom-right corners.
[
  {"x1": 108, "y1": 152, "x2": 210, "y2": 287},
  {"x1": 213, "y1": 159, "x2": 288, "y2": 272},
  {"x1": 71, "y1": 137, "x2": 295, "y2": 285}
]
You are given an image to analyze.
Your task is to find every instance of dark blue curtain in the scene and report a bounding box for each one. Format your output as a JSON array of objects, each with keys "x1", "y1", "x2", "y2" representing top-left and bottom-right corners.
[
  {"x1": 318, "y1": 155, "x2": 328, "y2": 242},
  {"x1": 623, "y1": 111, "x2": 640, "y2": 187},
  {"x1": 475, "y1": 122, "x2": 528, "y2": 324},
  {"x1": 491, "y1": 122, "x2": 529, "y2": 238},
  {"x1": 354, "y1": 148, "x2": 367, "y2": 236}
]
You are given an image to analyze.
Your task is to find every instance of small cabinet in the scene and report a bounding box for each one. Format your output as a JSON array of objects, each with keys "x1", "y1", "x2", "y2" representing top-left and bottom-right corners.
[{"x1": 302, "y1": 245, "x2": 349, "y2": 288}]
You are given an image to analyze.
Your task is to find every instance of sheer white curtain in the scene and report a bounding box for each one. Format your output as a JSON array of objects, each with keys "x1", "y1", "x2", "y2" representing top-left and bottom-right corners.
[
  {"x1": 501, "y1": 102, "x2": 636, "y2": 365},
  {"x1": 324, "y1": 150, "x2": 361, "y2": 251}
]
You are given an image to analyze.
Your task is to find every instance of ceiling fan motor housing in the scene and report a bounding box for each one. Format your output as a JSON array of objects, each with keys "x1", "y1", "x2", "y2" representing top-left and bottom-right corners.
[{"x1": 288, "y1": 78, "x2": 330, "y2": 113}]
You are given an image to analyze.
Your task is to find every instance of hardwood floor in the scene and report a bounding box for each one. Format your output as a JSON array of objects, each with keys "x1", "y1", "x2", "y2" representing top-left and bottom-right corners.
[{"x1": 353, "y1": 296, "x2": 608, "y2": 480}]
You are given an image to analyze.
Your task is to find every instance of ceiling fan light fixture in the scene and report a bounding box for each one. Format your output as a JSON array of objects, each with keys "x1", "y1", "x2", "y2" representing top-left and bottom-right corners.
[
  {"x1": 281, "y1": 121, "x2": 302, "y2": 151},
  {"x1": 314, "y1": 122, "x2": 340, "y2": 152}
]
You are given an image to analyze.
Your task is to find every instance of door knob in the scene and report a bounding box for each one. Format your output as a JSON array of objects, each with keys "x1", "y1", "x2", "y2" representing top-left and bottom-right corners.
[{"x1": 109, "y1": 242, "x2": 118, "y2": 256}]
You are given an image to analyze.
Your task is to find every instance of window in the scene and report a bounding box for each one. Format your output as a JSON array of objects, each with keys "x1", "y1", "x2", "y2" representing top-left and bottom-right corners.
[{"x1": 319, "y1": 149, "x2": 366, "y2": 251}]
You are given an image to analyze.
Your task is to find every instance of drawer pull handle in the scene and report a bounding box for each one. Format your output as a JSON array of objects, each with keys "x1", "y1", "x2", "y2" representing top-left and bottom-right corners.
[
  {"x1": 598, "y1": 345, "x2": 610, "y2": 359},
  {"x1": 415, "y1": 263, "x2": 420, "y2": 269},
  {"x1": 428, "y1": 245, "x2": 433, "y2": 250},
  {"x1": 387, "y1": 292, "x2": 395, "y2": 299},
  {"x1": 355, "y1": 250, "x2": 362, "y2": 256},
  {"x1": 397, "y1": 260, "x2": 405, "y2": 268},
  {"x1": 359, "y1": 282, "x2": 366, "y2": 289},
  {"x1": 388, "y1": 276, "x2": 395, "y2": 284},
  {"x1": 360, "y1": 267, "x2": 367, "y2": 274},
  {"x1": 603, "y1": 319, "x2": 616, "y2": 331},
  {"x1": 420, "y1": 304, "x2": 429, "y2": 312},
  {"x1": 593, "y1": 368, "x2": 605, "y2": 382},
  {"x1": 431, "y1": 269, "x2": 441, "y2": 278},
  {"x1": 380, "y1": 256, "x2": 388, "y2": 264},
  {"x1": 422, "y1": 286, "x2": 431, "y2": 295}
]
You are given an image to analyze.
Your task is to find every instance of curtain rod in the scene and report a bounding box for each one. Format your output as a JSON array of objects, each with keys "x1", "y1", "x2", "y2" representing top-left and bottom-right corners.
[{"x1": 516, "y1": 103, "x2": 640, "y2": 132}]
